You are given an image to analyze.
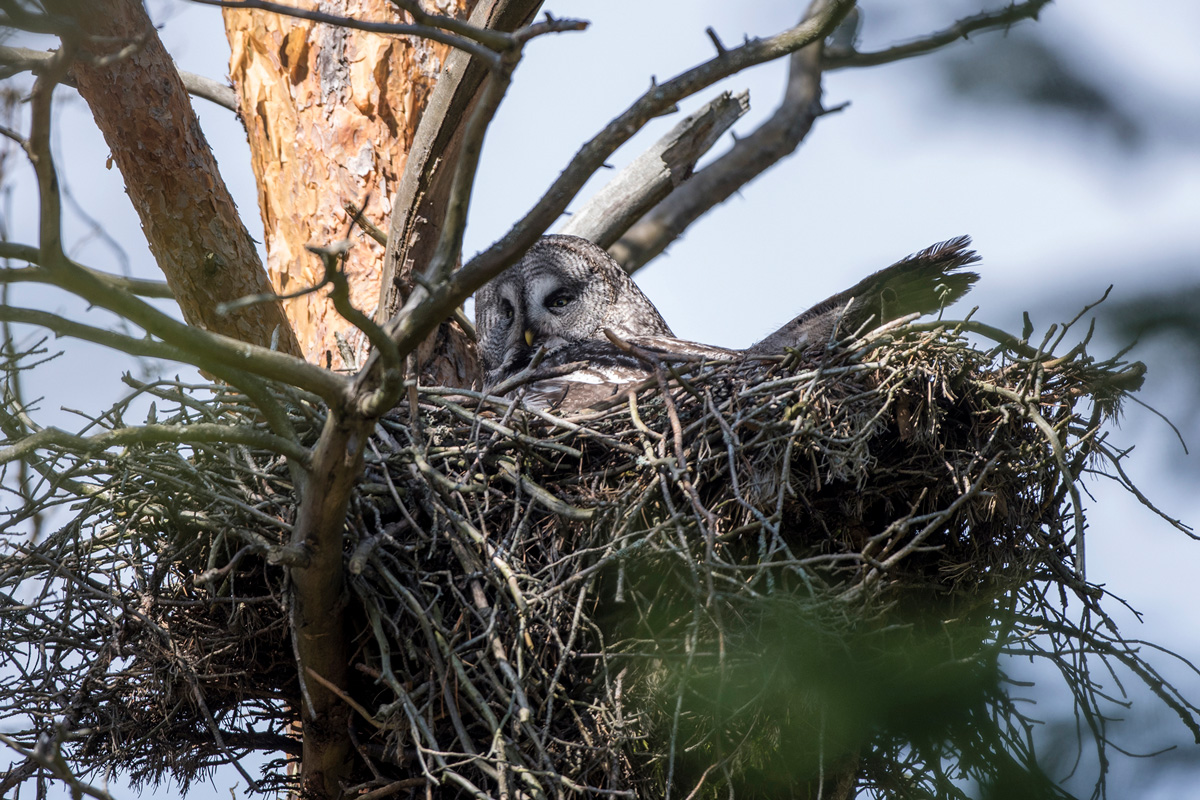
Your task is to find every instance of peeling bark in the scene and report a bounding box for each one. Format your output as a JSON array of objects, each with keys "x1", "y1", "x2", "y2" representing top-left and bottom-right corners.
[{"x1": 223, "y1": 0, "x2": 472, "y2": 370}]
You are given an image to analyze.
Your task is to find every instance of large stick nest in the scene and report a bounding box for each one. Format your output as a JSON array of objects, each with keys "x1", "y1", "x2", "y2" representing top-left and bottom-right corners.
[{"x1": 3, "y1": 318, "x2": 1193, "y2": 799}]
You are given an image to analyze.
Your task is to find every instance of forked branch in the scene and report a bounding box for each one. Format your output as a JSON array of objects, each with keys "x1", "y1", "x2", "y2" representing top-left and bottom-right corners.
[{"x1": 612, "y1": 0, "x2": 834, "y2": 273}]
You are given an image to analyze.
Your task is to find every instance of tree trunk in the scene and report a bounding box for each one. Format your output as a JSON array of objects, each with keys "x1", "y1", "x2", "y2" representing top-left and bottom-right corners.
[
  {"x1": 42, "y1": 0, "x2": 301, "y2": 356},
  {"x1": 222, "y1": 0, "x2": 473, "y2": 370},
  {"x1": 378, "y1": 0, "x2": 542, "y2": 387}
]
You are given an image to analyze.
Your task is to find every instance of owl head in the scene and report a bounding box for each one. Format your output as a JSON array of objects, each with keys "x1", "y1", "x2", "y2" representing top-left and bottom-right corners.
[{"x1": 476, "y1": 235, "x2": 673, "y2": 387}]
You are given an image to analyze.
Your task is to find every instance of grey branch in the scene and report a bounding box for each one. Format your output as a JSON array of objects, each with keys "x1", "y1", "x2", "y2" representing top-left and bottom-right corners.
[
  {"x1": 559, "y1": 90, "x2": 749, "y2": 249},
  {"x1": 0, "y1": 45, "x2": 238, "y2": 110},
  {"x1": 608, "y1": 0, "x2": 1054, "y2": 275},
  {"x1": 0, "y1": 244, "x2": 174, "y2": 298},
  {"x1": 822, "y1": 0, "x2": 1053, "y2": 70},
  {"x1": 177, "y1": 71, "x2": 239, "y2": 111},
  {"x1": 0, "y1": 420, "x2": 312, "y2": 470},
  {"x1": 387, "y1": 0, "x2": 514, "y2": 52},
  {"x1": 610, "y1": 0, "x2": 831, "y2": 275},
  {"x1": 191, "y1": 0, "x2": 500, "y2": 66}
]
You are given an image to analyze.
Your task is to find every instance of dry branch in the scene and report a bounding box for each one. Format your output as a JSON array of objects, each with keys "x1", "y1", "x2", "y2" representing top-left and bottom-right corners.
[
  {"x1": 611, "y1": 0, "x2": 831, "y2": 274},
  {"x1": 378, "y1": 0, "x2": 545, "y2": 386},
  {"x1": 607, "y1": 0, "x2": 1054, "y2": 276},
  {"x1": 202, "y1": 0, "x2": 500, "y2": 64},
  {"x1": 822, "y1": 0, "x2": 1053, "y2": 70},
  {"x1": 561, "y1": 90, "x2": 750, "y2": 249}
]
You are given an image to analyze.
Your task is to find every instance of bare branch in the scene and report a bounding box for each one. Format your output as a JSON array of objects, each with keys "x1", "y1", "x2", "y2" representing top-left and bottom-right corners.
[
  {"x1": 424, "y1": 59, "x2": 517, "y2": 287},
  {"x1": 0, "y1": 303, "x2": 309, "y2": 485},
  {"x1": 343, "y1": 202, "x2": 388, "y2": 247},
  {"x1": 0, "y1": 305, "x2": 191, "y2": 363},
  {"x1": 560, "y1": 89, "x2": 749, "y2": 249},
  {"x1": 0, "y1": 733, "x2": 117, "y2": 800},
  {"x1": 0, "y1": 45, "x2": 238, "y2": 110},
  {"x1": 822, "y1": 0, "x2": 1052, "y2": 70},
  {"x1": 0, "y1": 385, "x2": 108, "y2": 501},
  {"x1": 27, "y1": 66, "x2": 67, "y2": 261},
  {"x1": 0, "y1": 420, "x2": 312, "y2": 469},
  {"x1": 191, "y1": 0, "x2": 502, "y2": 66},
  {"x1": 18, "y1": 250, "x2": 349, "y2": 402},
  {"x1": 387, "y1": 0, "x2": 513, "y2": 51},
  {"x1": 606, "y1": 0, "x2": 1051, "y2": 273},
  {"x1": 76, "y1": 268, "x2": 173, "y2": 299},
  {"x1": 611, "y1": 0, "x2": 833, "y2": 273},
  {"x1": 377, "y1": 0, "x2": 546, "y2": 388},
  {"x1": 307, "y1": 243, "x2": 402, "y2": 407},
  {"x1": 1, "y1": 244, "x2": 174, "y2": 298},
  {"x1": 173, "y1": 69, "x2": 239, "y2": 111},
  {"x1": 1, "y1": 242, "x2": 47, "y2": 263}
]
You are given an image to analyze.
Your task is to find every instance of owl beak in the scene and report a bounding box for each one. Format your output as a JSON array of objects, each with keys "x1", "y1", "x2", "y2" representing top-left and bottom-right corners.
[{"x1": 524, "y1": 329, "x2": 535, "y2": 347}]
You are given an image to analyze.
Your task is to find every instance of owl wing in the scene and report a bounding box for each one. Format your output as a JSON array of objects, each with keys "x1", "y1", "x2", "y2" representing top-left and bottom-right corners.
[{"x1": 748, "y1": 236, "x2": 980, "y2": 354}]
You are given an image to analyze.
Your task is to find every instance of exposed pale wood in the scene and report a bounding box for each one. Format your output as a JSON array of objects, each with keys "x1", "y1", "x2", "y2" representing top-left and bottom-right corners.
[
  {"x1": 559, "y1": 90, "x2": 749, "y2": 249},
  {"x1": 40, "y1": 0, "x2": 301, "y2": 356},
  {"x1": 223, "y1": 0, "x2": 472, "y2": 370}
]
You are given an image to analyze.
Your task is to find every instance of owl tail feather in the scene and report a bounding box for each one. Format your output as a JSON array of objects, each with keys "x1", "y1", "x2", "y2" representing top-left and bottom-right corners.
[{"x1": 748, "y1": 236, "x2": 981, "y2": 354}]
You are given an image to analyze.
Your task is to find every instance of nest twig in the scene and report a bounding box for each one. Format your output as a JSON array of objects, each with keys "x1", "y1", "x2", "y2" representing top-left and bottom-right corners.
[{"x1": 1, "y1": 317, "x2": 1193, "y2": 799}]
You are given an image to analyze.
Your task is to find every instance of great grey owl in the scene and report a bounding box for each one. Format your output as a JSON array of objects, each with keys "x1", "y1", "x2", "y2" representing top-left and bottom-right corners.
[{"x1": 476, "y1": 234, "x2": 979, "y2": 411}]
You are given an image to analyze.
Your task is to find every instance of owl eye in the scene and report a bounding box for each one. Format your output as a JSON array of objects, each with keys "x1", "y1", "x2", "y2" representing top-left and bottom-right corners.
[{"x1": 545, "y1": 289, "x2": 575, "y2": 310}]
